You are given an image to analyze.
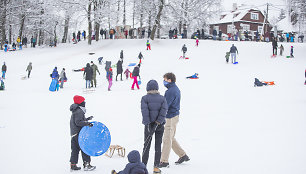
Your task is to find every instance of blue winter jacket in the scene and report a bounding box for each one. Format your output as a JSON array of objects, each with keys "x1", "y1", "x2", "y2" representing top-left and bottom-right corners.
[
  {"x1": 230, "y1": 45, "x2": 238, "y2": 54},
  {"x1": 164, "y1": 82, "x2": 181, "y2": 118},
  {"x1": 118, "y1": 150, "x2": 148, "y2": 174},
  {"x1": 141, "y1": 80, "x2": 168, "y2": 125},
  {"x1": 51, "y1": 68, "x2": 59, "y2": 79}
]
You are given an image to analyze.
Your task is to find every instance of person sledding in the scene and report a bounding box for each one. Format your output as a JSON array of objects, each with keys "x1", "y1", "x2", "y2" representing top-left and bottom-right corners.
[
  {"x1": 50, "y1": 67, "x2": 59, "y2": 91},
  {"x1": 111, "y1": 150, "x2": 148, "y2": 174},
  {"x1": 254, "y1": 78, "x2": 275, "y2": 87},
  {"x1": 186, "y1": 73, "x2": 199, "y2": 79}
]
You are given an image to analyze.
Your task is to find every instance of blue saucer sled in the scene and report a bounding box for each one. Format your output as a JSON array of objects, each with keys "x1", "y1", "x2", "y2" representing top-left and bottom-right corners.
[
  {"x1": 233, "y1": 62, "x2": 238, "y2": 64},
  {"x1": 78, "y1": 121, "x2": 111, "y2": 156}
]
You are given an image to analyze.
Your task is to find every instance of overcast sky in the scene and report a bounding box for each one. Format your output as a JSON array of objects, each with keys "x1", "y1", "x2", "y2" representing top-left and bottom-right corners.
[{"x1": 222, "y1": 0, "x2": 287, "y2": 11}]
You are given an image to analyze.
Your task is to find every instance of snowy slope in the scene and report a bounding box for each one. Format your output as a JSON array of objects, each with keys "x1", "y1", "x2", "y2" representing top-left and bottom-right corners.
[{"x1": 0, "y1": 39, "x2": 306, "y2": 174}]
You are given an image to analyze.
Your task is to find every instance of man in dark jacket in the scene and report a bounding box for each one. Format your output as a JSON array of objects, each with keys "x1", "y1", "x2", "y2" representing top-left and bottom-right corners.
[
  {"x1": 90, "y1": 61, "x2": 100, "y2": 88},
  {"x1": 116, "y1": 60, "x2": 123, "y2": 81},
  {"x1": 131, "y1": 64, "x2": 140, "y2": 90},
  {"x1": 159, "y1": 73, "x2": 190, "y2": 168},
  {"x1": 111, "y1": 150, "x2": 148, "y2": 174},
  {"x1": 70, "y1": 95, "x2": 95, "y2": 171},
  {"x1": 141, "y1": 80, "x2": 167, "y2": 174},
  {"x1": 272, "y1": 38, "x2": 278, "y2": 55},
  {"x1": 2, "y1": 62, "x2": 7, "y2": 79},
  {"x1": 181, "y1": 44, "x2": 187, "y2": 58},
  {"x1": 230, "y1": 44, "x2": 238, "y2": 63},
  {"x1": 84, "y1": 63, "x2": 93, "y2": 88}
]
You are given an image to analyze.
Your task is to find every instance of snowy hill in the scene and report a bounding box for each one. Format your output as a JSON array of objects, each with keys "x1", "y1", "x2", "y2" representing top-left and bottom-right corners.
[{"x1": 1, "y1": 39, "x2": 306, "y2": 174}]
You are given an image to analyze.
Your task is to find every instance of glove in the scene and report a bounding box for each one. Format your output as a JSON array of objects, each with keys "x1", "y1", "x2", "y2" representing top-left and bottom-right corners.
[
  {"x1": 87, "y1": 116, "x2": 93, "y2": 120},
  {"x1": 155, "y1": 121, "x2": 161, "y2": 125},
  {"x1": 148, "y1": 123, "x2": 158, "y2": 135},
  {"x1": 88, "y1": 122, "x2": 93, "y2": 127}
]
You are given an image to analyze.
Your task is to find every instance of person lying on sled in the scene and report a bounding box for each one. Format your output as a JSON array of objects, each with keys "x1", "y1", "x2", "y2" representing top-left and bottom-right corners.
[{"x1": 186, "y1": 73, "x2": 199, "y2": 79}]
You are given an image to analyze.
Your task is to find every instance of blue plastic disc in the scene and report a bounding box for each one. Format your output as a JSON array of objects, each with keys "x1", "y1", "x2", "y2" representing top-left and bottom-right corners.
[
  {"x1": 138, "y1": 81, "x2": 141, "y2": 85},
  {"x1": 78, "y1": 121, "x2": 111, "y2": 156}
]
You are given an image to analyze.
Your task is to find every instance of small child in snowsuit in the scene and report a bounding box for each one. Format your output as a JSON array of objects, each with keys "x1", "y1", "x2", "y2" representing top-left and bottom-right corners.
[
  {"x1": 225, "y1": 52, "x2": 230, "y2": 63},
  {"x1": 111, "y1": 150, "x2": 148, "y2": 174},
  {"x1": 146, "y1": 40, "x2": 151, "y2": 50},
  {"x1": 138, "y1": 52, "x2": 143, "y2": 64},
  {"x1": 124, "y1": 68, "x2": 131, "y2": 80},
  {"x1": 254, "y1": 78, "x2": 267, "y2": 87},
  {"x1": 107, "y1": 67, "x2": 113, "y2": 91},
  {"x1": 279, "y1": 44, "x2": 284, "y2": 56},
  {"x1": 290, "y1": 46, "x2": 294, "y2": 58},
  {"x1": 196, "y1": 38, "x2": 199, "y2": 47}
]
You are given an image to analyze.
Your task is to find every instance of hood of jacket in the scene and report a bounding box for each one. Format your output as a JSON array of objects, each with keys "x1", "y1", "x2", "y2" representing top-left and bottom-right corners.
[
  {"x1": 127, "y1": 150, "x2": 141, "y2": 163},
  {"x1": 70, "y1": 104, "x2": 79, "y2": 112},
  {"x1": 146, "y1": 80, "x2": 159, "y2": 91}
]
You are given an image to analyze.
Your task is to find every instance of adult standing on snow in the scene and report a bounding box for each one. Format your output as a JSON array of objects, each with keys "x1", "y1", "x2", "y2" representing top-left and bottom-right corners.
[
  {"x1": 159, "y1": 73, "x2": 190, "y2": 168},
  {"x1": 84, "y1": 63, "x2": 93, "y2": 89},
  {"x1": 181, "y1": 44, "x2": 187, "y2": 58},
  {"x1": 90, "y1": 61, "x2": 100, "y2": 88},
  {"x1": 69, "y1": 95, "x2": 96, "y2": 171},
  {"x1": 141, "y1": 80, "x2": 168, "y2": 174},
  {"x1": 59, "y1": 68, "x2": 67, "y2": 88},
  {"x1": 26, "y1": 62, "x2": 32, "y2": 78},
  {"x1": 116, "y1": 59, "x2": 123, "y2": 81},
  {"x1": 230, "y1": 44, "x2": 238, "y2": 63},
  {"x1": 2, "y1": 62, "x2": 7, "y2": 79},
  {"x1": 272, "y1": 38, "x2": 278, "y2": 56},
  {"x1": 131, "y1": 64, "x2": 140, "y2": 90},
  {"x1": 120, "y1": 50, "x2": 124, "y2": 60},
  {"x1": 51, "y1": 67, "x2": 59, "y2": 80}
]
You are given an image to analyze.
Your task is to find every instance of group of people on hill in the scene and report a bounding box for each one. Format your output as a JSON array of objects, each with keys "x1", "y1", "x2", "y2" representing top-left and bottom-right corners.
[
  {"x1": 272, "y1": 37, "x2": 294, "y2": 57},
  {"x1": 50, "y1": 67, "x2": 67, "y2": 91},
  {"x1": 69, "y1": 72, "x2": 190, "y2": 174},
  {"x1": 2, "y1": 35, "x2": 39, "y2": 52}
]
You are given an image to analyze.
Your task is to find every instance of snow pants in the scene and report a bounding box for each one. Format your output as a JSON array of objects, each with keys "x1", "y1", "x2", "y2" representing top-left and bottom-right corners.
[
  {"x1": 231, "y1": 53, "x2": 237, "y2": 63},
  {"x1": 2, "y1": 71, "x2": 6, "y2": 79},
  {"x1": 273, "y1": 47, "x2": 277, "y2": 55},
  {"x1": 147, "y1": 45, "x2": 151, "y2": 50},
  {"x1": 161, "y1": 116, "x2": 186, "y2": 163},
  {"x1": 142, "y1": 124, "x2": 164, "y2": 167},
  {"x1": 108, "y1": 79, "x2": 112, "y2": 90},
  {"x1": 132, "y1": 76, "x2": 139, "y2": 89},
  {"x1": 27, "y1": 70, "x2": 31, "y2": 78},
  {"x1": 70, "y1": 134, "x2": 90, "y2": 164}
]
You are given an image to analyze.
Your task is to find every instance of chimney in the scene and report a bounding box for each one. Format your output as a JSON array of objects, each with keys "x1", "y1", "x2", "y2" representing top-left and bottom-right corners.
[{"x1": 232, "y1": 3, "x2": 238, "y2": 12}]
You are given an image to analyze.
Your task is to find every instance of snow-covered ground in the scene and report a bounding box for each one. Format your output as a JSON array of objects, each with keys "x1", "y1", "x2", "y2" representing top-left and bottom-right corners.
[{"x1": 0, "y1": 39, "x2": 306, "y2": 174}]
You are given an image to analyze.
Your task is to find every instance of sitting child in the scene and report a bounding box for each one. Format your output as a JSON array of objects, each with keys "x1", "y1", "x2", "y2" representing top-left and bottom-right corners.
[
  {"x1": 225, "y1": 52, "x2": 230, "y2": 63},
  {"x1": 111, "y1": 150, "x2": 148, "y2": 174},
  {"x1": 186, "y1": 73, "x2": 199, "y2": 79},
  {"x1": 254, "y1": 78, "x2": 267, "y2": 87},
  {"x1": 124, "y1": 68, "x2": 131, "y2": 79}
]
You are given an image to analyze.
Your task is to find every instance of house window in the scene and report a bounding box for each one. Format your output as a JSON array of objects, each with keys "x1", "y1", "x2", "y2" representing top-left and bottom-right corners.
[
  {"x1": 227, "y1": 25, "x2": 233, "y2": 33},
  {"x1": 251, "y1": 13, "x2": 259, "y2": 20},
  {"x1": 241, "y1": 24, "x2": 250, "y2": 31},
  {"x1": 214, "y1": 26, "x2": 219, "y2": 31},
  {"x1": 258, "y1": 26, "x2": 263, "y2": 33}
]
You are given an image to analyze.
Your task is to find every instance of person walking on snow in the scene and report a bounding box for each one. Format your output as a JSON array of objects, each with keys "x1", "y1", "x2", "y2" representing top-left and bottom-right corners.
[
  {"x1": 181, "y1": 44, "x2": 187, "y2": 58},
  {"x1": 59, "y1": 68, "x2": 67, "y2": 88},
  {"x1": 124, "y1": 68, "x2": 131, "y2": 80},
  {"x1": 51, "y1": 67, "x2": 59, "y2": 91},
  {"x1": 141, "y1": 80, "x2": 168, "y2": 174},
  {"x1": 120, "y1": 50, "x2": 124, "y2": 60},
  {"x1": 116, "y1": 59, "x2": 123, "y2": 81},
  {"x1": 83, "y1": 63, "x2": 93, "y2": 89},
  {"x1": 138, "y1": 52, "x2": 144, "y2": 64},
  {"x1": 2, "y1": 62, "x2": 7, "y2": 79},
  {"x1": 111, "y1": 150, "x2": 148, "y2": 174},
  {"x1": 304, "y1": 69, "x2": 306, "y2": 85},
  {"x1": 290, "y1": 46, "x2": 294, "y2": 58},
  {"x1": 230, "y1": 44, "x2": 238, "y2": 63},
  {"x1": 90, "y1": 61, "x2": 100, "y2": 88},
  {"x1": 107, "y1": 67, "x2": 113, "y2": 91},
  {"x1": 69, "y1": 95, "x2": 95, "y2": 171},
  {"x1": 131, "y1": 64, "x2": 140, "y2": 90},
  {"x1": 272, "y1": 38, "x2": 278, "y2": 56},
  {"x1": 279, "y1": 44, "x2": 284, "y2": 56},
  {"x1": 26, "y1": 62, "x2": 32, "y2": 78},
  {"x1": 146, "y1": 40, "x2": 151, "y2": 50},
  {"x1": 196, "y1": 38, "x2": 199, "y2": 47},
  {"x1": 159, "y1": 72, "x2": 190, "y2": 168}
]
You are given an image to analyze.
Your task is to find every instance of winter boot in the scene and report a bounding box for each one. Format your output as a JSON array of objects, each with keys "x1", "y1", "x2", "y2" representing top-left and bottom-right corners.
[
  {"x1": 70, "y1": 163, "x2": 81, "y2": 171},
  {"x1": 158, "y1": 162, "x2": 169, "y2": 168},
  {"x1": 153, "y1": 167, "x2": 161, "y2": 174},
  {"x1": 175, "y1": 155, "x2": 190, "y2": 165},
  {"x1": 83, "y1": 162, "x2": 96, "y2": 171},
  {"x1": 111, "y1": 170, "x2": 117, "y2": 174}
]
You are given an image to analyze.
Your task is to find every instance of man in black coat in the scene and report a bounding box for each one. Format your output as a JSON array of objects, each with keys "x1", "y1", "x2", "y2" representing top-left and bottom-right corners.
[
  {"x1": 116, "y1": 60, "x2": 123, "y2": 81},
  {"x1": 272, "y1": 38, "x2": 278, "y2": 55},
  {"x1": 120, "y1": 50, "x2": 124, "y2": 60},
  {"x1": 70, "y1": 95, "x2": 95, "y2": 171},
  {"x1": 83, "y1": 63, "x2": 93, "y2": 88},
  {"x1": 141, "y1": 80, "x2": 168, "y2": 173}
]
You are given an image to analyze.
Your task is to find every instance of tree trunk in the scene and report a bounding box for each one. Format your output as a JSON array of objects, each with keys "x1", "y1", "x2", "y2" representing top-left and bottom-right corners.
[
  {"x1": 95, "y1": 22, "x2": 99, "y2": 41},
  {"x1": 9, "y1": 24, "x2": 12, "y2": 44},
  {"x1": 88, "y1": 1, "x2": 92, "y2": 45},
  {"x1": 116, "y1": 0, "x2": 120, "y2": 25},
  {"x1": 94, "y1": 0, "x2": 99, "y2": 41},
  {"x1": 132, "y1": 0, "x2": 135, "y2": 28},
  {"x1": 0, "y1": 0, "x2": 7, "y2": 50},
  {"x1": 150, "y1": 0, "x2": 164, "y2": 40},
  {"x1": 140, "y1": 0, "x2": 143, "y2": 28},
  {"x1": 19, "y1": 14, "x2": 25, "y2": 38},
  {"x1": 62, "y1": 14, "x2": 69, "y2": 43},
  {"x1": 123, "y1": 0, "x2": 126, "y2": 26},
  {"x1": 38, "y1": 8, "x2": 44, "y2": 46}
]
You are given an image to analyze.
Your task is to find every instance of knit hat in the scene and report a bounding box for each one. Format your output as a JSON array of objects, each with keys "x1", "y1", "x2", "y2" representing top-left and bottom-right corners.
[{"x1": 73, "y1": 95, "x2": 85, "y2": 104}]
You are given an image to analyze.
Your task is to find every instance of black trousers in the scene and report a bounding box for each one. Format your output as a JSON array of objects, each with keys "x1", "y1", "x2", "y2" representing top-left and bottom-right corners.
[
  {"x1": 70, "y1": 135, "x2": 90, "y2": 164},
  {"x1": 27, "y1": 71, "x2": 31, "y2": 78},
  {"x1": 142, "y1": 124, "x2": 164, "y2": 167},
  {"x1": 116, "y1": 73, "x2": 122, "y2": 81},
  {"x1": 273, "y1": 47, "x2": 277, "y2": 55}
]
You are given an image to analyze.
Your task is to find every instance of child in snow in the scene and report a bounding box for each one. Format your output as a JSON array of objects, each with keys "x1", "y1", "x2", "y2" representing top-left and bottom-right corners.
[
  {"x1": 4, "y1": 41, "x2": 8, "y2": 52},
  {"x1": 131, "y1": 64, "x2": 140, "y2": 90},
  {"x1": 124, "y1": 68, "x2": 131, "y2": 80},
  {"x1": 181, "y1": 44, "x2": 187, "y2": 58},
  {"x1": 59, "y1": 68, "x2": 67, "y2": 88},
  {"x1": 254, "y1": 78, "x2": 268, "y2": 87},
  {"x1": 111, "y1": 150, "x2": 148, "y2": 174},
  {"x1": 138, "y1": 52, "x2": 143, "y2": 64},
  {"x1": 196, "y1": 38, "x2": 199, "y2": 47},
  {"x1": 0, "y1": 77, "x2": 5, "y2": 90},
  {"x1": 304, "y1": 69, "x2": 306, "y2": 85},
  {"x1": 186, "y1": 73, "x2": 199, "y2": 79},
  {"x1": 107, "y1": 67, "x2": 113, "y2": 91},
  {"x1": 146, "y1": 40, "x2": 151, "y2": 50},
  {"x1": 26, "y1": 62, "x2": 32, "y2": 78},
  {"x1": 225, "y1": 52, "x2": 230, "y2": 63},
  {"x1": 290, "y1": 46, "x2": 294, "y2": 58},
  {"x1": 98, "y1": 57, "x2": 103, "y2": 65},
  {"x1": 2, "y1": 62, "x2": 7, "y2": 79},
  {"x1": 279, "y1": 44, "x2": 284, "y2": 56}
]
